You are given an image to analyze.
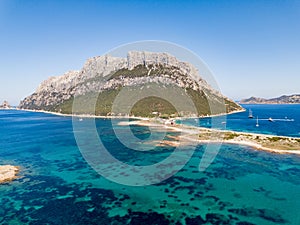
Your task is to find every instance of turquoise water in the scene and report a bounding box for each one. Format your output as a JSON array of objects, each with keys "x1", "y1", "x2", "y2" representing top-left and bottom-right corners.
[{"x1": 0, "y1": 109, "x2": 300, "y2": 224}]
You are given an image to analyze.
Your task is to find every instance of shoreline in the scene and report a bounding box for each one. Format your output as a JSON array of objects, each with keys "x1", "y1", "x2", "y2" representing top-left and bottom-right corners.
[
  {"x1": 13, "y1": 107, "x2": 246, "y2": 120},
  {"x1": 130, "y1": 120, "x2": 300, "y2": 155},
  {"x1": 5, "y1": 108, "x2": 300, "y2": 155},
  {"x1": 0, "y1": 165, "x2": 19, "y2": 184}
]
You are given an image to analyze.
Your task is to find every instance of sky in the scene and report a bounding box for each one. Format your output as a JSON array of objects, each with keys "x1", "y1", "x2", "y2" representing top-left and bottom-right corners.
[{"x1": 1, "y1": 0, "x2": 300, "y2": 105}]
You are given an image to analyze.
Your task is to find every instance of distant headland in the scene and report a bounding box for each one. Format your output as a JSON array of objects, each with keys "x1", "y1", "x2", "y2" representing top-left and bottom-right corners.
[{"x1": 239, "y1": 94, "x2": 300, "y2": 104}]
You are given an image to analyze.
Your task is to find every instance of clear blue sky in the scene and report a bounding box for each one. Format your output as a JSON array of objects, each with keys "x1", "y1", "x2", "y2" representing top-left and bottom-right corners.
[{"x1": 1, "y1": 0, "x2": 300, "y2": 105}]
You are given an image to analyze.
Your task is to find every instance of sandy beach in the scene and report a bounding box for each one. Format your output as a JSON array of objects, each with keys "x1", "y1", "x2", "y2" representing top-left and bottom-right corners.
[{"x1": 128, "y1": 119, "x2": 300, "y2": 155}]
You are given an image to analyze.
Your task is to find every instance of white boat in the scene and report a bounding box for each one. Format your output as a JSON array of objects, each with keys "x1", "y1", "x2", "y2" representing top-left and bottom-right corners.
[
  {"x1": 248, "y1": 109, "x2": 253, "y2": 118},
  {"x1": 256, "y1": 116, "x2": 259, "y2": 127},
  {"x1": 268, "y1": 117, "x2": 274, "y2": 122}
]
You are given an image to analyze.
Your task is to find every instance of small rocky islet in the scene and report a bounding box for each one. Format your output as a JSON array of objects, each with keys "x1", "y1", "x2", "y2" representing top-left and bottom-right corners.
[
  {"x1": 0, "y1": 165, "x2": 19, "y2": 183},
  {"x1": 0, "y1": 100, "x2": 11, "y2": 109}
]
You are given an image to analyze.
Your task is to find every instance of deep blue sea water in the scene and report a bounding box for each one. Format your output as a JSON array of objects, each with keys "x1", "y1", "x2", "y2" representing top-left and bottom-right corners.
[
  {"x1": 0, "y1": 107, "x2": 300, "y2": 224},
  {"x1": 183, "y1": 104, "x2": 300, "y2": 137}
]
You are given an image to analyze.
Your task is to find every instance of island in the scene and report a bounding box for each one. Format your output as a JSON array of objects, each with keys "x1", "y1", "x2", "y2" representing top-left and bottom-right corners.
[
  {"x1": 19, "y1": 51, "x2": 243, "y2": 117},
  {"x1": 240, "y1": 94, "x2": 300, "y2": 104},
  {"x1": 0, "y1": 165, "x2": 19, "y2": 184},
  {"x1": 18, "y1": 51, "x2": 299, "y2": 155},
  {"x1": 0, "y1": 100, "x2": 11, "y2": 109}
]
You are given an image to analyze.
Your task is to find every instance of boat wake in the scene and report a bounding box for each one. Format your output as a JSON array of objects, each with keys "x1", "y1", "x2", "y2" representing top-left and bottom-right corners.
[{"x1": 259, "y1": 118, "x2": 294, "y2": 122}]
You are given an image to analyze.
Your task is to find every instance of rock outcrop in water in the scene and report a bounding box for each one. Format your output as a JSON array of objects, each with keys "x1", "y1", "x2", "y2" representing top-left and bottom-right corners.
[
  {"x1": 0, "y1": 100, "x2": 11, "y2": 109},
  {"x1": 19, "y1": 51, "x2": 243, "y2": 116},
  {"x1": 0, "y1": 165, "x2": 19, "y2": 183}
]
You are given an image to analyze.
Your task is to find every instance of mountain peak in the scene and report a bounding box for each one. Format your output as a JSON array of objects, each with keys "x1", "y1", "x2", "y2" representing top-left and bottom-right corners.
[{"x1": 19, "y1": 51, "x2": 242, "y2": 116}]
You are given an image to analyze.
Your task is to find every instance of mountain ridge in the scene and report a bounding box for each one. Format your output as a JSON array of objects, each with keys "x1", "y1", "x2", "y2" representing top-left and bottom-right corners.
[
  {"x1": 240, "y1": 94, "x2": 300, "y2": 104},
  {"x1": 19, "y1": 51, "x2": 243, "y2": 117}
]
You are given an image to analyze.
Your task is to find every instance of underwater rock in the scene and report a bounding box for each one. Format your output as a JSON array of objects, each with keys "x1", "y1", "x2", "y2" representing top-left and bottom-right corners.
[{"x1": 0, "y1": 165, "x2": 19, "y2": 183}]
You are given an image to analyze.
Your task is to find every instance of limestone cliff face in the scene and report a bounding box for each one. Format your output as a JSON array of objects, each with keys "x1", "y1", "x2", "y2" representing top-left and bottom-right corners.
[
  {"x1": 127, "y1": 52, "x2": 197, "y2": 77},
  {"x1": 82, "y1": 55, "x2": 127, "y2": 78},
  {"x1": 21, "y1": 71, "x2": 80, "y2": 110},
  {"x1": 19, "y1": 51, "x2": 242, "y2": 115}
]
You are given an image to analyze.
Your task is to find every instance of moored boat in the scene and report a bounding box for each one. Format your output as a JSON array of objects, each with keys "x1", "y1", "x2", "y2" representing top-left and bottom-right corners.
[{"x1": 248, "y1": 109, "x2": 254, "y2": 118}]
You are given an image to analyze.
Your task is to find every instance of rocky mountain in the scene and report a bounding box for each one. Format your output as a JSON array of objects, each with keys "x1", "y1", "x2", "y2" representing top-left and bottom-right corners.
[
  {"x1": 19, "y1": 51, "x2": 243, "y2": 117},
  {"x1": 240, "y1": 95, "x2": 300, "y2": 104}
]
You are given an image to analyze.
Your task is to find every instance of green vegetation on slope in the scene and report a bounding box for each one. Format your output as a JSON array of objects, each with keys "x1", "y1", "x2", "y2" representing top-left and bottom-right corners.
[
  {"x1": 131, "y1": 97, "x2": 176, "y2": 117},
  {"x1": 52, "y1": 89, "x2": 178, "y2": 117},
  {"x1": 52, "y1": 89, "x2": 120, "y2": 116},
  {"x1": 27, "y1": 63, "x2": 242, "y2": 117},
  {"x1": 51, "y1": 88, "x2": 236, "y2": 117}
]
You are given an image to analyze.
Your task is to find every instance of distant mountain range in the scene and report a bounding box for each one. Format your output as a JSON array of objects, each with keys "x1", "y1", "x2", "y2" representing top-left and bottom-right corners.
[
  {"x1": 19, "y1": 51, "x2": 243, "y2": 117},
  {"x1": 240, "y1": 94, "x2": 300, "y2": 104}
]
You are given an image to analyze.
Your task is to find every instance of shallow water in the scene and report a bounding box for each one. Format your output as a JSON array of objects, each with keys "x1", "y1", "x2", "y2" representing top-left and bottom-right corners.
[{"x1": 0, "y1": 109, "x2": 300, "y2": 224}]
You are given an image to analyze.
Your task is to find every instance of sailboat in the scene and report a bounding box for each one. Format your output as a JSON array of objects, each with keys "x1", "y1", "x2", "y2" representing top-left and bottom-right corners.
[
  {"x1": 248, "y1": 109, "x2": 254, "y2": 118},
  {"x1": 256, "y1": 116, "x2": 259, "y2": 127}
]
